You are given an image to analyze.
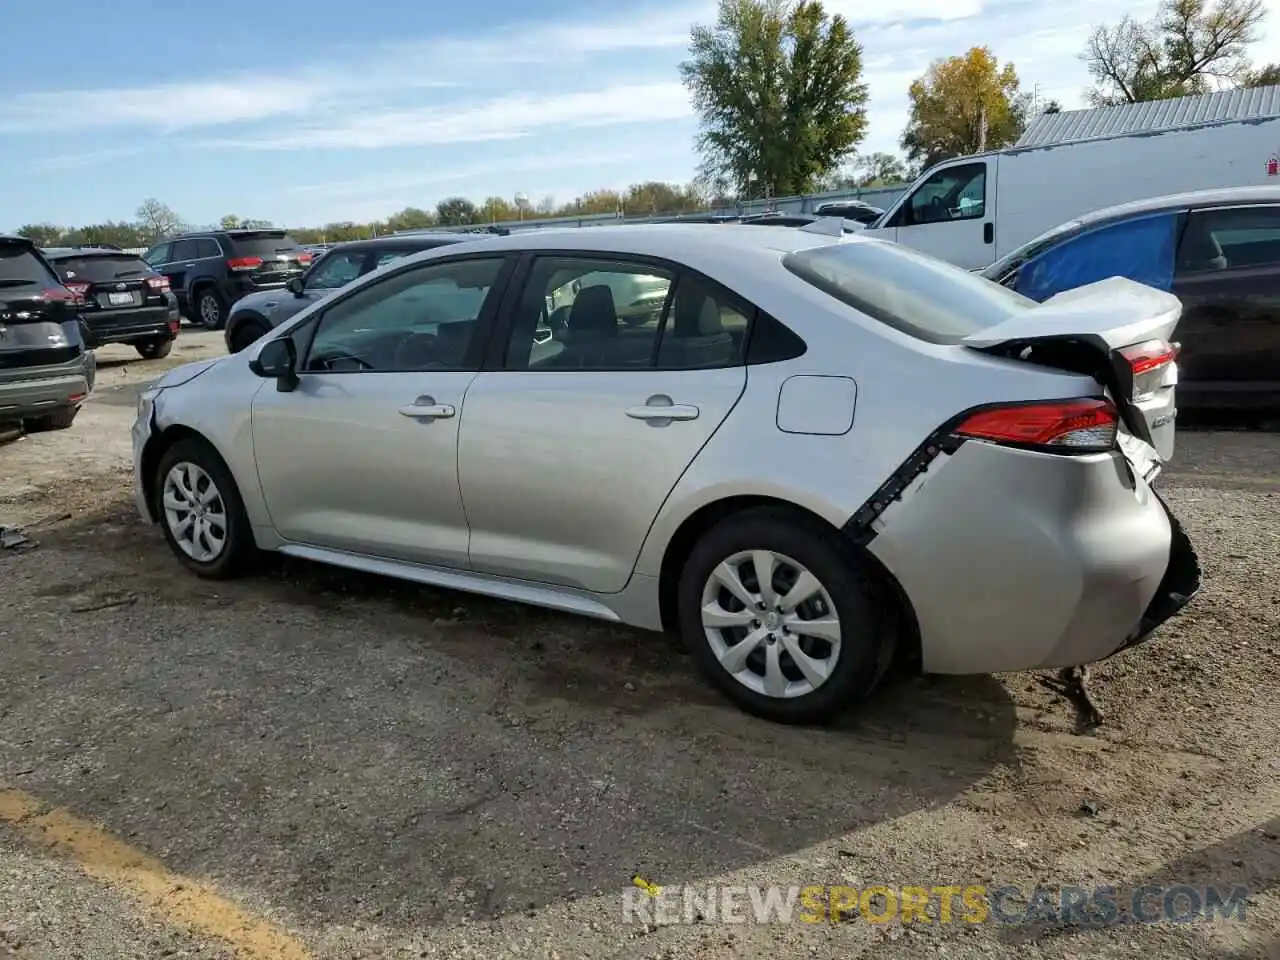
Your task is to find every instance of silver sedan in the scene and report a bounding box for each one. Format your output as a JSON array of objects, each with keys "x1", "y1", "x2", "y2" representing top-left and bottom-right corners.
[{"x1": 131, "y1": 224, "x2": 1201, "y2": 724}]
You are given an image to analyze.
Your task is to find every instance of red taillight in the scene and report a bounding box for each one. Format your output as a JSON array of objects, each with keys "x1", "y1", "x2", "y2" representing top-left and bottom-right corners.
[
  {"x1": 297, "y1": 253, "x2": 313, "y2": 264},
  {"x1": 954, "y1": 398, "x2": 1119, "y2": 453},
  {"x1": 40, "y1": 287, "x2": 78, "y2": 302},
  {"x1": 1121, "y1": 339, "x2": 1177, "y2": 376},
  {"x1": 227, "y1": 256, "x2": 263, "y2": 271},
  {"x1": 147, "y1": 276, "x2": 170, "y2": 292},
  {"x1": 63, "y1": 282, "x2": 90, "y2": 302}
]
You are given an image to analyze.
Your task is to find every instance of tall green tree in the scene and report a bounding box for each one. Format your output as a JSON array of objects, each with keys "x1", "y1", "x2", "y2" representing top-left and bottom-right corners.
[
  {"x1": 1083, "y1": 0, "x2": 1266, "y2": 105},
  {"x1": 16, "y1": 223, "x2": 63, "y2": 246},
  {"x1": 681, "y1": 0, "x2": 869, "y2": 199},
  {"x1": 135, "y1": 198, "x2": 183, "y2": 242},
  {"x1": 435, "y1": 197, "x2": 478, "y2": 226},
  {"x1": 902, "y1": 47, "x2": 1027, "y2": 170}
]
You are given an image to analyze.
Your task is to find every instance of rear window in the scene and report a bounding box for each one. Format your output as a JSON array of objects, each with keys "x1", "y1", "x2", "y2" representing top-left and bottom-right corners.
[
  {"x1": 227, "y1": 232, "x2": 303, "y2": 257},
  {"x1": 49, "y1": 254, "x2": 152, "y2": 283},
  {"x1": 0, "y1": 242, "x2": 58, "y2": 286},
  {"x1": 782, "y1": 240, "x2": 1033, "y2": 344}
]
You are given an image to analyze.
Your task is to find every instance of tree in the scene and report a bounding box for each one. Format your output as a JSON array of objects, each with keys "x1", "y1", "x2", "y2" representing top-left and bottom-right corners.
[
  {"x1": 16, "y1": 223, "x2": 63, "y2": 246},
  {"x1": 135, "y1": 198, "x2": 183, "y2": 242},
  {"x1": 435, "y1": 197, "x2": 478, "y2": 226},
  {"x1": 853, "y1": 152, "x2": 909, "y2": 186},
  {"x1": 220, "y1": 214, "x2": 242, "y2": 229},
  {"x1": 681, "y1": 0, "x2": 869, "y2": 199},
  {"x1": 1042, "y1": 99, "x2": 1064, "y2": 113},
  {"x1": 1243, "y1": 62, "x2": 1280, "y2": 86},
  {"x1": 384, "y1": 207, "x2": 436, "y2": 231},
  {"x1": 1083, "y1": 0, "x2": 1266, "y2": 106},
  {"x1": 901, "y1": 47, "x2": 1026, "y2": 170}
]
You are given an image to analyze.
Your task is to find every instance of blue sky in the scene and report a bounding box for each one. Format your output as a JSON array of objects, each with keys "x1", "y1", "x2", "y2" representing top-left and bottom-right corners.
[{"x1": 5, "y1": 0, "x2": 1280, "y2": 230}]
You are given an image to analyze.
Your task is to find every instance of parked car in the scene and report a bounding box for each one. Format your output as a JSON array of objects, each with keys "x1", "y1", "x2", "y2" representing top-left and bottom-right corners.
[
  {"x1": 0, "y1": 235, "x2": 95, "y2": 432},
  {"x1": 142, "y1": 229, "x2": 312, "y2": 331},
  {"x1": 813, "y1": 200, "x2": 885, "y2": 225},
  {"x1": 982, "y1": 185, "x2": 1280, "y2": 410},
  {"x1": 223, "y1": 233, "x2": 471, "y2": 353},
  {"x1": 740, "y1": 213, "x2": 862, "y2": 233},
  {"x1": 862, "y1": 87, "x2": 1280, "y2": 270},
  {"x1": 42, "y1": 246, "x2": 180, "y2": 360},
  {"x1": 131, "y1": 224, "x2": 1199, "y2": 724}
]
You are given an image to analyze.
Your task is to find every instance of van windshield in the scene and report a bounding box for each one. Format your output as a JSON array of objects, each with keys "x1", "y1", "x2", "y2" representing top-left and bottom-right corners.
[{"x1": 782, "y1": 240, "x2": 1033, "y2": 344}]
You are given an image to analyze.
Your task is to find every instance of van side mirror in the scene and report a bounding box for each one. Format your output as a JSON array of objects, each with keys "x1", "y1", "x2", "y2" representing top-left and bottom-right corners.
[
  {"x1": 286, "y1": 276, "x2": 305, "y2": 296},
  {"x1": 248, "y1": 337, "x2": 299, "y2": 392}
]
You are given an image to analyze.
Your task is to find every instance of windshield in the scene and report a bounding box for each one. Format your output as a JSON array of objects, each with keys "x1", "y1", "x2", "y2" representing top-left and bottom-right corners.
[
  {"x1": 982, "y1": 220, "x2": 1083, "y2": 283},
  {"x1": 0, "y1": 242, "x2": 58, "y2": 287},
  {"x1": 50, "y1": 254, "x2": 152, "y2": 282},
  {"x1": 783, "y1": 239, "x2": 1034, "y2": 344},
  {"x1": 228, "y1": 232, "x2": 303, "y2": 257}
]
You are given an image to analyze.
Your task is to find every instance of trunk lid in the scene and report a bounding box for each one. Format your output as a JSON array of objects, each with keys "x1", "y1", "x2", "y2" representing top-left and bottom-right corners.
[
  {"x1": 225, "y1": 231, "x2": 311, "y2": 284},
  {"x1": 962, "y1": 277, "x2": 1181, "y2": 473},
  {"x1": 0, "y1": 242, "x2": 84, "y2": 373}
]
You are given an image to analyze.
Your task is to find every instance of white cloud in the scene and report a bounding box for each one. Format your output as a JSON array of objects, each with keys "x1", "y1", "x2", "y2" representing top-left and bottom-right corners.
[{"x1": 207, "y1": 82, "x2": 693, "y2": 151}]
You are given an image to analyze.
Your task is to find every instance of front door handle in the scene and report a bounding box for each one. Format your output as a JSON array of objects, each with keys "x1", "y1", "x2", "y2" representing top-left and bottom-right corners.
[
  {"x1": 982, "y1": 222, "x2": 994, "y2": 244},
  {"x1": 626, "y1": 396, "x2": 700, "y2": 422},
  {"x1": 398, "y1": 395, "x2": 455, "y2": 419}
]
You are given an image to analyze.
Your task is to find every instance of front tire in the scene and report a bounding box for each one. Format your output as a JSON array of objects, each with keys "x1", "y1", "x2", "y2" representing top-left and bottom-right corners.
[
  {"x1": 195, "y1": 289, "x2": 227, "y2": 330},
  {"x1": 154, "y1": 437, "x2": 256, "y2": 579},
  {"x1": 677, "y1": 507, "x2": 885, "y2": 725},
  {"x1": 229, "y1": 319, "x2": 268, "y2": 354}
]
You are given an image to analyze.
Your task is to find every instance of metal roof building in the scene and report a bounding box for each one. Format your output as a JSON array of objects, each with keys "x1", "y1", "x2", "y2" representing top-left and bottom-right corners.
[{"x1": 1016, "y1": 85, "x2": 1280, "y2": 149}]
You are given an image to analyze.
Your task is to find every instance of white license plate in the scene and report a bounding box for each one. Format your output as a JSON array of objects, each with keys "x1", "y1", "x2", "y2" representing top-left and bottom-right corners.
[{"x1": 107, "y1": 291, "x2": 134, "y2": 306}]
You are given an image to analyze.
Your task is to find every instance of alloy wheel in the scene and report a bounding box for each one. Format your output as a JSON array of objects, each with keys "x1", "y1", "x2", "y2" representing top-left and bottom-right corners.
[
  {"x1": 700, "y1": 549, "x2": 842, "y2": 699},
  {"x1": 200, "y1": 294, "x2": 221, "y2": 327},
  {"x1": 162, "y1": 461, "x2": 228, "y2": 562}
]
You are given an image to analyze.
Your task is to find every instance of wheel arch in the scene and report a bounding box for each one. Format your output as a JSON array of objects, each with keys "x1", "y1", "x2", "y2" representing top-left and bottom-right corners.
[
  {"x1": 656, "y1": 495, "x2": 922, "y2": 674},
  {"x1": 225, "y1": 310, "x2": 269, "y2": 352},
  {"x1": 140, "y1": 424, "x2": 230, "y2": 523}
]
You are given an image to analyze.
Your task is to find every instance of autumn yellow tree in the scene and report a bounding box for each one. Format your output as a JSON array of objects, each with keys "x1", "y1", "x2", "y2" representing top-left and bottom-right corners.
[{"x1": 901, "y1": 47, "x2": 1027, "y2": 171}]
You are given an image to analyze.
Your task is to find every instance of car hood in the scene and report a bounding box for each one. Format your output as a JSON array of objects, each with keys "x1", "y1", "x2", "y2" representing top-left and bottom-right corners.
[
  {"x1": 152, "y1": 356, "x2": 226, "y2": 390},
  {"x1": 231, "y1": 289, "x2": 292, "y2": 313}
]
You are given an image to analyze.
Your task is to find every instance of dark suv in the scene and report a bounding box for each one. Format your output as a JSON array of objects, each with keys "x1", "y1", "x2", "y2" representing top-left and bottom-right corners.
[
  {"x1": 42, "y1": 247, "x2": 181, "y2": 360},
  {"x1": 143, "y1": 229, "x2": 312, "y2": 331},
  {"x1": 0, "y1": 235, "x2": 95, "y2": 432},
  {"x1": 223, "y1": 232, "x2": 469, "y2": 352}
]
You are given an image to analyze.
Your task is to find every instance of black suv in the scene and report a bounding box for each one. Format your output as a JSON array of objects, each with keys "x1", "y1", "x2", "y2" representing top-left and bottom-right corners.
[
  {"x1": 0, "y1": 235, "x2": 95, "y2": 432},
  {"x1": 143, "y1": 228, "x2": 312, "y2": 331},
  {"x1": 223, "y1": 232, "x2": 470, "y2": 352},
  {"x1": 42, "y1": 247, "x2": 181, "y2": 360}
]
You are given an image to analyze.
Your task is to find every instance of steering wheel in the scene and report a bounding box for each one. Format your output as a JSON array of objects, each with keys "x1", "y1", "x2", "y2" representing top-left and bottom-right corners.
[
  {"x1": 317, "y1": 351, "x2": 374, "y2": 371},
  {"x1": 392, "y1": 331, "x2": 441, "y2": 370}
]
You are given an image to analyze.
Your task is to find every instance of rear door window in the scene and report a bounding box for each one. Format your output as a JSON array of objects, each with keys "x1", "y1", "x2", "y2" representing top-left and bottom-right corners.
[
  {"x1": 196, "y1": 238, "x2": 222, "y2": 259},
  {"x1": 782, "y1": 240, "x2": 1031, "y2": 344},
  {"x1": 229, "y1": 232, "x2": 303, "y2": 257},
  {"x1": 1177, "y1": 204, "x2": 1280, "y2": 272},
  {"x1": 171, "y1": 239, "x2": 199, "y2": 261},
  {"x1": 1015, "y1": 213, "x2": 1179, "y2": 301},
  {"x1": 50, "y1": 255, "x2": 152, "y2": 282}
]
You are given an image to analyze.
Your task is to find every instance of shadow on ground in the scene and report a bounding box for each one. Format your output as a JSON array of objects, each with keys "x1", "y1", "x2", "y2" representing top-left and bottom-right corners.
[{"x1": 2, "y1": 503, "x2": 1019, "y2": 934}]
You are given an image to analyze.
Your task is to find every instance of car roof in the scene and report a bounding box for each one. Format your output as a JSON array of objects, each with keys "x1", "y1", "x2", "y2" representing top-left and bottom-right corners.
[
  {"x1": 1073, "y1": 185, "x2": 1280, "y2": 228},
  {"x1": 408, "y1": 223, "x2": 850, "y2": 285},
  {"x1": 330, "y1": 233, "x2": 467, "y2": 251},
  {"x1": 42, "y1": 246, "x2": 137, "y2": 258},
  {"x1": 0, "y1": 234, "x2": 35, "y2": 246}
]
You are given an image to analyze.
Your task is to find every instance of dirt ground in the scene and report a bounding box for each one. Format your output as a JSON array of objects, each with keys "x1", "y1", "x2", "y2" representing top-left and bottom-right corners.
[{"x1": 1, "y1": 332, "x2": 1277, "y2": 959}]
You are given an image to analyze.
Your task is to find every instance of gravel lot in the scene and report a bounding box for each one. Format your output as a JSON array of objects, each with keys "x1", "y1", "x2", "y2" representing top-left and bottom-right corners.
[{"x1": 1, "y1": 331, "x2": 1277, "y2": 959}]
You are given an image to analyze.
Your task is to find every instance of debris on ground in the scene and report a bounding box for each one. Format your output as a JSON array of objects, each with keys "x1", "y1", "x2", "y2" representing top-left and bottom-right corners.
[
  {"x1": 0, "y1": 526, "x2": 34, "y2": 550},
  {"x1": 1039, "y1": 664, "x2": 1105, "y2": 730}
]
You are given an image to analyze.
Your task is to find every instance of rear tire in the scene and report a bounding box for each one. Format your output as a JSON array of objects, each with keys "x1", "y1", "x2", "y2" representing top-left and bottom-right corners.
[
  {"x1": 25, "y1": 407, "x2": 80, "y2": 432},
  {"x1": 154, "y1": 437, "x2": 257, "y2": 579},
  {"x1": 136, "y1": 337, "x2": 174, "y2": 360},
  {"x1": 195, "y1": 288, "x2": 226, "y2": 330},
  {"x1": 676, "y1": 506, "x2": 885, "y2": 725},
  {"x1": 229, "y1": 319, "x2": 269, "y2": 354}
]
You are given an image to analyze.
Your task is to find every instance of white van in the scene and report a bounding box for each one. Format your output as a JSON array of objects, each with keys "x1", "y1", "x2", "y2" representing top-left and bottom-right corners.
[{"x1": 863, "y1": 86, "x2": 1280, "y2": 270}]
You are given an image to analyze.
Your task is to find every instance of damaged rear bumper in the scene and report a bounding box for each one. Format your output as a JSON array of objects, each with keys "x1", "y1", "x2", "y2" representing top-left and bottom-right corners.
[{"x1": 1110, "y1": 492, "x2": 1202, "y2": 655}]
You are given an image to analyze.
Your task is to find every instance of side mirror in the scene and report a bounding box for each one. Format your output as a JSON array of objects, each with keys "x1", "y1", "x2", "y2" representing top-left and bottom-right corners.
[
  {"x1": 286, "y1": 276, "x2": 305, "y2": 296},
  {"x1": 248, "y1": 337, "x2": 299, "y2": 392}
]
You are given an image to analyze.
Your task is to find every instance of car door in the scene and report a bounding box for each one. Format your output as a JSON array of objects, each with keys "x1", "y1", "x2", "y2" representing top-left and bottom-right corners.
[
  {"x1": 249, "y1": 254, "x2": 513, "y2": 567},
  {"x1": 1172, "y1": 202, "x2": 1280, "y2": 399},
  {"x1": 458, "y1": 254, "x2": 749, "y2": 593},
  {"x1": 163, "y1": 238, "x2": 200, "y2": 300},
  {"x1": 870, "y1": 159, "x2": 996, "y2": 269}
]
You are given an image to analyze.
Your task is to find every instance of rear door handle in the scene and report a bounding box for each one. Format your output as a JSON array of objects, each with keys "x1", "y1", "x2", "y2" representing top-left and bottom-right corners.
[
  {"x1": 398, "y1": 396, "x2": 455, "y2": 419},
  {"x1": 626, "y1": 399, "x2": 700, "y2": 421}
]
